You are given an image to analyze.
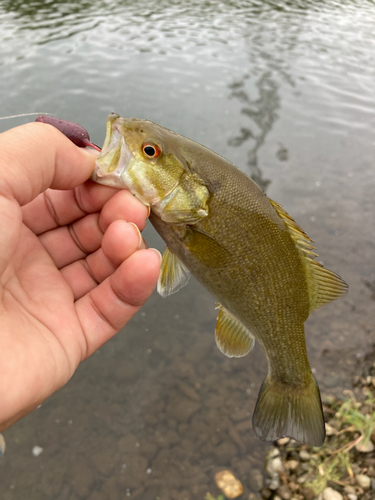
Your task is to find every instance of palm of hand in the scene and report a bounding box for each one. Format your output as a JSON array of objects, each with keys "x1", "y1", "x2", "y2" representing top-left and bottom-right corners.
[{"x1": 0, "y1": 184, "x2": 160, "y2": 431}]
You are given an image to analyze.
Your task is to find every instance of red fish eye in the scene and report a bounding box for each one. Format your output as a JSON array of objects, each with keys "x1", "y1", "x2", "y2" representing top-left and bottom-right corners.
[{"x1": 142, "y1": 142, "x2": 162, "y2": 159}]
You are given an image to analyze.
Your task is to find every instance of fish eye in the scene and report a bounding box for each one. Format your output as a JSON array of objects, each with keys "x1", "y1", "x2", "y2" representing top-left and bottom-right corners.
[{"x1": 142, "y1": 142, "x2": 162, "y2": 159}]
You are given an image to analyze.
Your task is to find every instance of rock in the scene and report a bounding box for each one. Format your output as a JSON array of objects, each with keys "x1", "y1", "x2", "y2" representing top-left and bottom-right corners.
[
  {"x1": 178, "y1": 381, "x2": 200, "y2": 401},
  {"x1": 285, "y1": 460, "x2": 299, "y2": 471},
  {"x1": 267, "y1": 477, "x2": 280, "y2": 490},
  {"x1": 265, "y1": 448, "x2": 284, "y2": 476},
  {"x1": 166, "y1": 397, "x2": 200, "y2": 422},
  {"x1": 301, "y1": 487, "x2": 316, "y2": 500},
  {"x1": 355, "y1": 439, "x2": 374, "y2": 453},
  {"x1": 277, "y1": 485, "x2": 292, "y2": 499},
  {"x1": 322, "y1": 487, "x2": 343, "y2": 500},
  {"x1": 32, "y1": 446, "x2": 43, "y2": 457},
  {"x1": 325, "y1": 423, "x2": 338, "y2": 436},
  {"x1": 299, "y1": 449, "x2": 311, "y2": 461},
  {"x1": 277, "y1": 437, "x2": 290, "y2": 446},
  {"x1": 347, "y1": 494, "x2": 357, "y2": 500},
  {"x1": 356, "y1": 474, "x2": 371, "y2": 489},
  {"x1": 259, "y1": 487, "x2": 272, "y2": 499},
  {"x1": 343, "y1": 486, "x2": 356, "y2": 495},
  {"x1": 215, "y1": 470, "x2": 243, "y2": 499}
]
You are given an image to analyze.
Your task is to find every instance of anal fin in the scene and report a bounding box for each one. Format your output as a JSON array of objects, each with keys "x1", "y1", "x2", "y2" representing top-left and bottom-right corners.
[
  {"x1": 157, "y1": 247, "x2": 191, "y2": 298},
  {"x1": 215, "y1": 304, "x2": 255, "y2": 358}
]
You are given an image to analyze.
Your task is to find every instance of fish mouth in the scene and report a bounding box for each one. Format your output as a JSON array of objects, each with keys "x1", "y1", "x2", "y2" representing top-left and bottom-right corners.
[{"x1": 91, "y1": 113, "x2": 133, "y2": 188}]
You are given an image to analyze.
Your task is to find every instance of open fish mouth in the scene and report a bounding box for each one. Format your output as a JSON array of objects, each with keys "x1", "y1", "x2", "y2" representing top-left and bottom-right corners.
[{"x1": 91, "y1": 113, "x2": 133, "y2": 187}]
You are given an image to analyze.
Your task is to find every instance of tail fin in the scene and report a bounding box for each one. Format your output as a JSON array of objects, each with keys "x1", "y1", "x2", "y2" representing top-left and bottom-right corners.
[{"x1": 252, "y1": 375, "x2": 325, "y2": 447}]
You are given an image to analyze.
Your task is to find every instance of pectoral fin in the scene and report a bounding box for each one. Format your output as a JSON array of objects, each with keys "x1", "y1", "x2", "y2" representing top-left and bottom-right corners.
[
  {"x1": 157, "y1": 247, "x2": 191, "y2": 298},
  {"x1": 215, "y1": 305, "x2": 255, "y2": 358}
]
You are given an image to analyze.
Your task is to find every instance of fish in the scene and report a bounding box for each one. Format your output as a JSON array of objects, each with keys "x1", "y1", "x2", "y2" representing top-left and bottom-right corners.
[{"x1": 92, "y1": 112, "x2": 348, "y2": 447}]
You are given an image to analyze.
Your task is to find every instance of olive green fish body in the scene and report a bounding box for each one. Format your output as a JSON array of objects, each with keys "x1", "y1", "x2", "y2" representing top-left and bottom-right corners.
[
  {"x1": 93, "y1": 114, "x2": 348, "y2": 446},
  {"x1": 150, "y1": 178, "x2": 311, "y2": 379}
]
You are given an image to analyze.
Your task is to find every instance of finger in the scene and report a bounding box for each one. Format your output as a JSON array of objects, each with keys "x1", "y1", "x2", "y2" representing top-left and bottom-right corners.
[
  {"x1": 22, "y1": 182, "x2": 119, "y2": 234},
  {"x1": 75, "y1": 248, "x2": 161, "y2": 358},
  {"x1": 0, "y1": 122, "x2": 98, "y2": 207},
  {"x1": 23, "y1": 186, "x2": 150, "y2": 237},
  {"x1": 99, "y1": 190, "x2": 150, "y2": 232},
  {"x1": 0, "y1": 197, "x2": 22, "y2": 276},
  {"x1": 39, "y1": 213, "x2": 103, "y2": 269},
  {"x1": 60, "y1": 221, "x2": 144, "y2": 298}
]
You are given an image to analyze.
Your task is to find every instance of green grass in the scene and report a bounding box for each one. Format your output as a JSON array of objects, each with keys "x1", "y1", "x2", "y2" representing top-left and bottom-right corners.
[
  {"x1": 294, "y1": 390, "x2": 375, "y2": 495},
  {"x1": 204, "y1": 494, "x2": 225, "y2": 500}
]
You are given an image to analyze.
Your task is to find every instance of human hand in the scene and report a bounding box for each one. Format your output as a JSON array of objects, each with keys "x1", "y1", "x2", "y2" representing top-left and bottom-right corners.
[{"x1": 0, "y1": 122, "x2": 161, "y2": 431}]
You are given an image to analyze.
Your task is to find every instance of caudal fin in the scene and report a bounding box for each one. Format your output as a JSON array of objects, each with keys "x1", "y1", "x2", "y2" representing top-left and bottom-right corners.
[{"x1": 252, "y1": 375, "x2": 325, "y2": 447}]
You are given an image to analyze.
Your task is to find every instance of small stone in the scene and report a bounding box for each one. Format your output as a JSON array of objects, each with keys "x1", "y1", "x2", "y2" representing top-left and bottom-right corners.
[
  {"x1": 356, "y1": 474, "x2": 371, "y2": 489},
  {"x1": 301, "y1": 487, "x2": 316, "y2": 500},
  {"x1": 32, "y1": 446, "x2": 43, "y2": 456},
  {"x1": 297, "y1": 473, "x2": 309, "y2": 484},
  {"x1": 285, "y1": 460, "x2": 299, "y2": 471},
  {"x1": 277, "y1": 485, "x2": 292, "y2": 499},
  {"x1": 267, "y1": 477, "x2": 280, "y2": 490},
  {"x1": 325, "y1": 423, "x2": 338, "y2": 436},
  {"x1": 355, "y1": 439, "x2": 374, "y2": 453},
  {"x1": 299, "y1": 449, "x2": 311, "y2": 461},
  {"x1": 347, "y1": 494, "x2": 357, "y2": 500},
  {"x1": 265, "y1": 448, "x2": 284, "y2": 476},
  {"x1": 277, "y1": 437, "x2": 290, "y2": 446},
  {"x1": 344, "y1": 486, "x2": 356, "y2": 494},
  {"x1": 259, "y1": 487, "x2": 272, "y2": 499},
  {"x1": 215, "y1": 470, "x2": 243, "y2": 498},
  {"x1": 166, "y1": 397, "x2": 200, "y2": 422},
  {"x1": 322, "y1": 487, "x2": 343, "y2": 500}
]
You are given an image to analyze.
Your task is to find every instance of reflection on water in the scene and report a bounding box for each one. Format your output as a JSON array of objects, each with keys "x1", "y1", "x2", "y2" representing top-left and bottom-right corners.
[
  {"x1": 0, "y1": 0, "x2": 375, "y2": 498},
  {"x1": 228, "y1": 72, "x2": 280, "y2": 190}
]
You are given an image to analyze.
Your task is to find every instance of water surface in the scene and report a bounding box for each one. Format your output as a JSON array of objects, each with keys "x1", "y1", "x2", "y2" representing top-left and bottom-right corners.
[{"x1": 0, "y1": 1, "x2": 374, "y2": 498}]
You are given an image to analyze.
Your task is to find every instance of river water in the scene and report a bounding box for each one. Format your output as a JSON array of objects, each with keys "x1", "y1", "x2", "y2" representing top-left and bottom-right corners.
[{"x1": 0, "y1": 0, "x2": 374, "y2": 499}]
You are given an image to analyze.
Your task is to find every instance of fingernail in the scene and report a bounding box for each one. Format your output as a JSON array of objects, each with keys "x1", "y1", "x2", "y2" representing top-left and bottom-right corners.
[
  {"x1": 129, "y1": 222, "x2": 144, "y2": 249},
  {"x1": 82, "y1": 148, "x2": 101, "y2": 158},
  {"x1": 148, "y1": 248, "x2": 162, "y2": 264}
]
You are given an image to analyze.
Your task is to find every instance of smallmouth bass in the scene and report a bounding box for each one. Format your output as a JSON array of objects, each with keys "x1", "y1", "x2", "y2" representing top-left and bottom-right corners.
[{"x1": 92, "y1": 113, "x2": 348, "y2": 446}]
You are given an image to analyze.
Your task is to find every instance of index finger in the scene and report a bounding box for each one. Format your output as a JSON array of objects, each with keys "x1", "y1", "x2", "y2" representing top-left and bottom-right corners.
[{"x1": 0, "y1": 122, "x2": 98, "y2": 206}]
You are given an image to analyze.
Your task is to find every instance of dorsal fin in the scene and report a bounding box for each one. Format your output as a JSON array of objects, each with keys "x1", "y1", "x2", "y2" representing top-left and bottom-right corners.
[{"x1": 269, "y1": 198, "x2": 348, "y2": 312}]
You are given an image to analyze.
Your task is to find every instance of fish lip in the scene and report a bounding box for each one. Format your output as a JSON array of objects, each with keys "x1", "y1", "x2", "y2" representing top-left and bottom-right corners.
[{"x1": 91, "y1": 117, "x2": 133, "y2": 187}]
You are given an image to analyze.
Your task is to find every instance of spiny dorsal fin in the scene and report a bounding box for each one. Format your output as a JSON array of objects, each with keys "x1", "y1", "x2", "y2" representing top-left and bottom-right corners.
[
  {"x1": 269, "y1": 198, "x2": 348, "y2": 312},
  {"x1": 157, "y1": 247, "x2": 191, "y2": 298},
  {"x1": 215, "y1": 304, "x2": 255, "y2": 358}
]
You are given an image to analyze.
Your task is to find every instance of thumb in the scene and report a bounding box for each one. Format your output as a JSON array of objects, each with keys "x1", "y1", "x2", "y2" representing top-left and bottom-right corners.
[
  {"x1": 0, "y1": 122, "x2": 98, "y2": 207},
  {"x1": 0, "y1": 196, "x2": 22, "y2": 278}
]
